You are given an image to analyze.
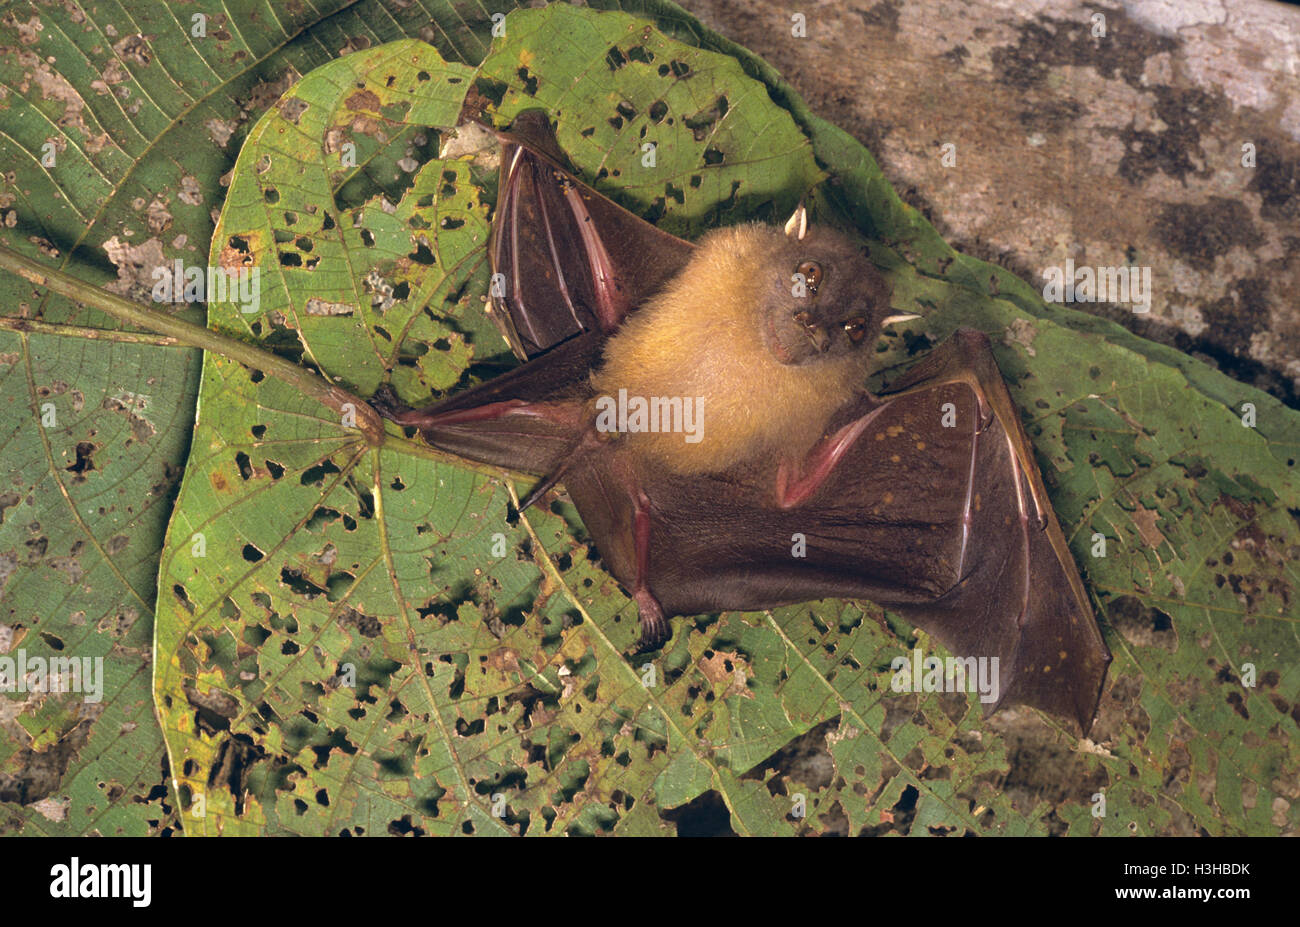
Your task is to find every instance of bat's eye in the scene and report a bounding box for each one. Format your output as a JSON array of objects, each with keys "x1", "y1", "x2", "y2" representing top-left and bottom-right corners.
[
  {"x1": 796, "y1": 260, "x2": 823, "y2": 294},
  {"x1": 843, "y1": 316, "x2": 867, "y2": 344}
]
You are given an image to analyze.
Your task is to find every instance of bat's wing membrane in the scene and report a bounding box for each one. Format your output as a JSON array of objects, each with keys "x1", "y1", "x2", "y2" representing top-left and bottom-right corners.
[
  {"x1": 489, "y1": 110, "x2": 695, "y2": 358},
  {"x1": 374, "y1": 332, "x2": 602, "y2": 475}
]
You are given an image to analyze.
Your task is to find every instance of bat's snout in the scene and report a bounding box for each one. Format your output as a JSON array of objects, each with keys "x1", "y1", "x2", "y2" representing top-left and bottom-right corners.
[{"x1": 792, "y1": 310, "x2": 831, "y2": 353}]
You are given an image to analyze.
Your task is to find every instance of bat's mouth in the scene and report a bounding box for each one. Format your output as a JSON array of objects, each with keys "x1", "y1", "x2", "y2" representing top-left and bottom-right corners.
[{"x1": 764, "y1": 313, "x2": 830, "y2": 365}]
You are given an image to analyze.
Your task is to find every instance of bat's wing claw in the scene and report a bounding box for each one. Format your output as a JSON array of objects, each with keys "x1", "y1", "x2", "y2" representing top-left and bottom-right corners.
[
  {"x1": 368, "y1": 383, "x2": 407, "y2": 420},
  {"x1": 977, "y1": 396, "x2": 995, "y2": 434}
]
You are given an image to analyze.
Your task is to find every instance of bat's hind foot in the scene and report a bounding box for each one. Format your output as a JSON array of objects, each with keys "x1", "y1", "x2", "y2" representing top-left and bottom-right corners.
[{"x1": 633, "y1": 588, "x2": 670, "y2": 651}]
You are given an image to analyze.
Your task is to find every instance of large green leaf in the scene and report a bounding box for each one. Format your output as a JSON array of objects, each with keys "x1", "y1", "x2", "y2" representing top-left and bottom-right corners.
[{"x1": 148, "y1": 4, "x2": 1299, "y2": 837}]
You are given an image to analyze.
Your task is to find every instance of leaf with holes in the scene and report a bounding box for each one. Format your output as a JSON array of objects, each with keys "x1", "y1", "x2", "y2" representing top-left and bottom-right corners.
[
  {"x1": 6, "y1": 0, "x2": 1298, "y2": 838},
  {"x1": 154, "y1": 4, "x2": 1300, "y2": 838},
  {"x1": 0, "y1": 0, "x2": 515, "y2": 838}
]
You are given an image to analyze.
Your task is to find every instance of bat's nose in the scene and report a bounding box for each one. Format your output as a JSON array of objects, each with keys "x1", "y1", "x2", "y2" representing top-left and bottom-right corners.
[{"x1": 793, "y1": 311, "x2": 831, "y2": 353}]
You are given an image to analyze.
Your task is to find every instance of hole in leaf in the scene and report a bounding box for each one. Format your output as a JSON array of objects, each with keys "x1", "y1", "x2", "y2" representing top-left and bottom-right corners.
[{"x1": 300, "y1": 460, "x2": 342, "y2": 486}]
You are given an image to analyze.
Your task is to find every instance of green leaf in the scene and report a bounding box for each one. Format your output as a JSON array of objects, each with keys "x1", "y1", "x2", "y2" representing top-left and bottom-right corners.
[
  {"x1": 0, "y1": 336, "x2": 190, "y2": 835},
  {"x1": 476, "y1": 5, "x2": 825, "y2": 236},
  {"x1": 3, "y1": 0, "x2": 1297, "y2": 837},
  {"x1": 0, "y1": 0, "x2": 494, "y2": 836}
]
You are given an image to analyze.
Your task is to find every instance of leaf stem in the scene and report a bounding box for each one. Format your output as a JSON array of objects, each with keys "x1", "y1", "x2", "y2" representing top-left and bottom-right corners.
[
  {"x1": 0, "y1": 244, "x2": 385, "y2": 444},
  {"x1": 0, "y1": 315, "x2": 182, "y2": 345}
]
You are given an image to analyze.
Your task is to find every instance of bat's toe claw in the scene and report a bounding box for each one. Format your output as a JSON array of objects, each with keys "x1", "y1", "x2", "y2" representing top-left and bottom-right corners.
[{"x1": 633, "y1": 588, "x2": 670, "y2": 651}]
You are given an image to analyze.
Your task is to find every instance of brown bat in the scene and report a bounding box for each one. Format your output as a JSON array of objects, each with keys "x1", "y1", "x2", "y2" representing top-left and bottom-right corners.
[{"x1": 373, "y1": 111, "x2": 1111, "y2": 733}]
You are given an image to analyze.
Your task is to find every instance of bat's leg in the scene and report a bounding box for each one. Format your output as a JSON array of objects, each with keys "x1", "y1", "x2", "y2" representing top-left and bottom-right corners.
[
  {"x1": 389, "y1": 399, "x2": 530, "y2": 428},
  {"x1": 370, "y1": 380, "x2": 597, "y2": 484},
  {"x1": 516, "y1": 427, "x2": 610, "y2": 511},
  {"x1": 630, "y1": 489, "x2": 669, "y2": 648},
  {"x1": 518, "y1": 435, "x2": 667, "y2": 647},
  {"x1": 775, "y1": 404, "x2": 891, "y2": 509}
]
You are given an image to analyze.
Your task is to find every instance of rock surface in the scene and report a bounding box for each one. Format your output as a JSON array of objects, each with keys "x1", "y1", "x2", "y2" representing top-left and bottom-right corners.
[{"x1": 684, "y1": 0, "x2": 1300, "y2": 405}]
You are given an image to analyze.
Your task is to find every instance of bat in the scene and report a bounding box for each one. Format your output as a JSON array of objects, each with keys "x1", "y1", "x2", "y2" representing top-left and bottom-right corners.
[{"x1": 372, "y1": 110, "x2": 1111, "y2": 733}]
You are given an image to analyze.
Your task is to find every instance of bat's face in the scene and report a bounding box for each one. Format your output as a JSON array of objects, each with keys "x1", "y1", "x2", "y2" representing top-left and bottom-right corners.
[{"x1": 750, "y1": 226, "x2": 894, "y2": 367}]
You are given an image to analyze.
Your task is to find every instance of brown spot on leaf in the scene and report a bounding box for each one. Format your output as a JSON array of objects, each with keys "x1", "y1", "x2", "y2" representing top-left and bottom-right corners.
[
  {"x1": 206, "y1": 118, "x2": 237, "y2": 147},
  {"x1": 113, "y1": 34, "x2": 152, "y2": 66},
  {"x1": 184, "y1": 685, "x2": 238, "y2": 733},
  {"x1": 64, "y1": 441, "x2": 96, "y2": 476},
  {"x1": 345, "y1": 89, "x2": 382, "y2": 113},
  {"x1": 1108, "y1": 595, "x2": 1177, "y2": 652},
  {"x1": 0, "y1": 492, "x2": 21, "y2": 526},
  {"x1": 304, "y1": 297, "x2": 354, "y2": 316},
  {"x1": 279, "y1": 97, "x2": 309, "y2": 125},
  {"x1": 1131, "y1": 503, "x2": 1166, "y2": 548},
  {"x1": 3, "y1": 12, "x2": 43, "y2": 45},
  {"x1": 101, "y1": 393, "x2": 156, "y2": 442},
  {"x1": 178, "y1": 174, "x2": 203, "y2": 206},
  {"x1": 486, "y1": 648, "x2": 521, "y2": 676},
  {"x1": 101, "y1": 236, "x2": 166, "y2": 301},
  {"x1": 337, "y1": 607, "x2": 381, "y2": 639},
  {"x1": 0, "y1": 704, "x2": 104, "y2": 806},
  {"x1": 219, "y1": 232, "x2": 259, "y2": 273},
  {"x1": 699, "y1": 650, "x2": 755, "y2": 699},
  {"x1": 14, "y1": 49, "x2": 108, "y2": 150}
]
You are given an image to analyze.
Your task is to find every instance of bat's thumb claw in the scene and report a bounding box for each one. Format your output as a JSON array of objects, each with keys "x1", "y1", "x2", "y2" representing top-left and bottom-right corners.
[{"x1": 368, "y1": 383, "x2": 406, "y2": 420}]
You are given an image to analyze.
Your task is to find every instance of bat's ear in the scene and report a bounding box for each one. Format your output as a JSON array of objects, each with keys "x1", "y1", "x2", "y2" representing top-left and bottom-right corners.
[
  {"x1": 783, "y1": 200, "x2": 809, "y2": 241},
  {"x1": 882, "y1": 311, "x2": 921, "y2": 327}
]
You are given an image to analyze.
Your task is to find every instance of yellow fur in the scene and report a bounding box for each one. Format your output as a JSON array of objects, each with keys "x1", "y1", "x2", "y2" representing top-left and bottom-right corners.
[{"x1": 590, "y1": 225, "x2": 864, "y2": 475}]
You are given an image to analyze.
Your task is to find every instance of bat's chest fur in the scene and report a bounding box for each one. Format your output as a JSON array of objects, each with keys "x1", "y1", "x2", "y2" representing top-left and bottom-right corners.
[{"x1": 590, "y1": 228, "x2": 863, "y2": 476}]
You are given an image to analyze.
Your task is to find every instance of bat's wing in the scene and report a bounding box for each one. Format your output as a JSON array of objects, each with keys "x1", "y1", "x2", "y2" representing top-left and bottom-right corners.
[
  {"x1": 375, "y1": 111, "x2": 695, "y2": 472},
  {"x1": 860, "y1": 329, "x2": 1111, "y2": 732},
  {"x1": 372, "y1": 332, "x2": 601, "y2": 475},
  {"x1": 488, "y1": 110, "x2": 695, "y2": 359},
  {"x1": 568, "y1": 330, "x2": 1110, "y2": 733}
]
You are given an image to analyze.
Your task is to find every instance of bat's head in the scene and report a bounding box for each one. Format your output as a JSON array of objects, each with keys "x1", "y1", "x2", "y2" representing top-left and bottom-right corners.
[{"x1": 750, "y1": 209, "x2": 896, "y2": 367}]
